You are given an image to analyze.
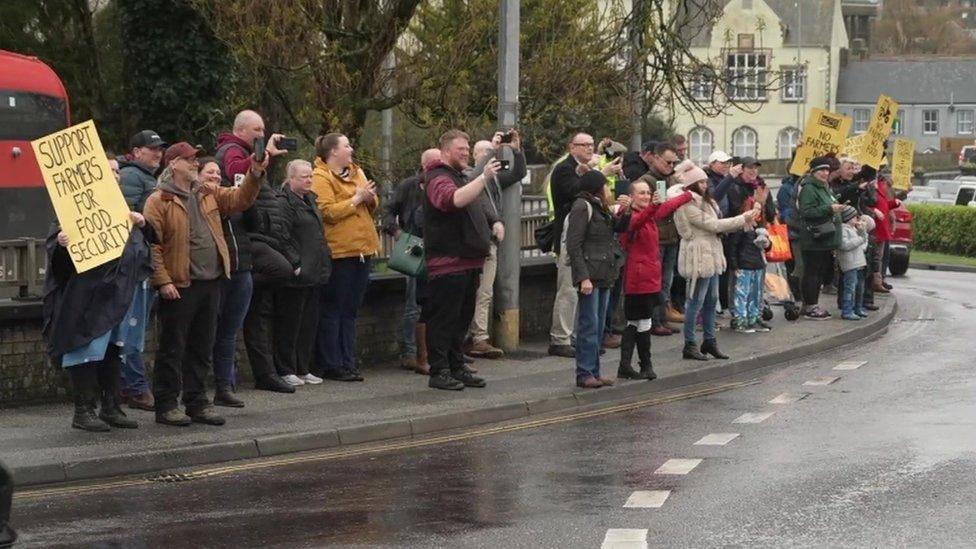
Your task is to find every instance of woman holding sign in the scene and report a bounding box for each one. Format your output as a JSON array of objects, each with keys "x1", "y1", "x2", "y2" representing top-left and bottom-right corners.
[
  {"x1": 43, "y1": 211, "x2": 155, "y2": 432},
  {"x1": 797, "y1": 156, "x2": 846, "y2": 320}
]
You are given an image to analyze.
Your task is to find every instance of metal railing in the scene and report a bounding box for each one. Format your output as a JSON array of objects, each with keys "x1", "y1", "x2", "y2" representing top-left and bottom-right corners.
[{"x1": 0, "y1": 195, "x2": 554, "y2": 298}]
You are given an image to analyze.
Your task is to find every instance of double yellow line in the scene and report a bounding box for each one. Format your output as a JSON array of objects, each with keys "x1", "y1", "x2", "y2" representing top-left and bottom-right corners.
[{"x1": 16, "y1": 379, "x2": 756, "y2": 501}]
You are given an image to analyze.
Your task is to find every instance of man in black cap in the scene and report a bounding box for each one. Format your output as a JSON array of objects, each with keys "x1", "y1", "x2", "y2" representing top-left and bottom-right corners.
[{"x1": 120, "y1": 130, "x2": 168, "y2": 213}]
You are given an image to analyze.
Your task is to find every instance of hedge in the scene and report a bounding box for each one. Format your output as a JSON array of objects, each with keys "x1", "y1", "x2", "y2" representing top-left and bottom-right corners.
[{"x1": 906, "y1": 204, "x2": 976, "y2": 256}]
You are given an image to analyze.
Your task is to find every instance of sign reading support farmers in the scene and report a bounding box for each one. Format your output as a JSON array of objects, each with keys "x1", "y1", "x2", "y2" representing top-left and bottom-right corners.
[
  {"x1": 891, "y1": 138, "x2": 915, "y2": 191},
  {"x1": 789, "y1": 108, "x2": 853, "y2": 176},
  {"x1": 861, "y1": 94, "x2": 899, "y2": 168},
  {"x1": 31, "y1": 120, "x2": 132, "y2": 273}
]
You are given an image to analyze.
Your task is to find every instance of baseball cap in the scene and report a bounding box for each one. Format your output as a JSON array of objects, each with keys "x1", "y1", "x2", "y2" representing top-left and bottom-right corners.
[
  {"x1": 707, "y1": 150, "x2": 732, "y2": 163},
  {"x1": 739, "y1": 156, "x2": 762, "y2": 167},
  {"x1": 129, "y1": 130, "x2": 168, "y2": 150},
  {"x1": 163, "y1": 142, "x2": 204, "y2": 166}
]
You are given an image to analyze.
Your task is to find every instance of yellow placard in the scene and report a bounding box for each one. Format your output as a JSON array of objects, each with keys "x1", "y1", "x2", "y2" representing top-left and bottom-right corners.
[
  {"x1": 891, "y1": 138, "x2": 915, "y2": 191},
  {"x1": 860, "y1": 94, "x2": 899, "y2": 169},
  {"x1": 842, "y1": 134, "x2": 866, "y2": 162},
  {"x1": 31, "y1": 120, "x2": 132, "y2": 273},
  {"x1": 789, "y1": 108, "x2": 853, "y2": 176}
]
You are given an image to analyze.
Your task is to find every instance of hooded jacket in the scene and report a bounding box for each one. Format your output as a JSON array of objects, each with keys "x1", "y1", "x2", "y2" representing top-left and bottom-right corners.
[
  {"x1": 118, "y1": 158, "x2": 157, "y2": 213},
  {"x1": 671, "y1": 186, "x2": 750, "y2": 288},
  {"x1": 310, "y1": 158, "x2": 381, "y2": 259},
  {"x1": 838, "y1": 215, "x2": 876, "y2": 272}
]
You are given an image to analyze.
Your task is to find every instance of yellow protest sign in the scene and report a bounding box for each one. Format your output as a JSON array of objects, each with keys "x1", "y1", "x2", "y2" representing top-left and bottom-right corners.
[
  {"x1": 789, "y1": 108, "x2": 853, "y2": 176},
  {"x1": 891, "y1": 138, "x2": 915, "y2": 191},
  {"x1": 860, "y1": 94, "x2": 899, "y2": 169},
  {"x1": 842, "y1": 134, "x2": 866, "y2": 162},
  {"x1": 31, "y1": 120, "x2": 132, "y2": 273}
]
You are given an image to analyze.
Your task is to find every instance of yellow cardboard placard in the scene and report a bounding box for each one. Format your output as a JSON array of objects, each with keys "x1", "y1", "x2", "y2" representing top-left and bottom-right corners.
[
  {"x1": 861, "y1": 94, "x2": 899, "y2": 168},
  {"x1": 891, "y1": 138, "x2": 915, "y2": 191},
  {"x1": 789, "y1": 108, "x2": 853, "y2": 176},
  {"x1": 31, "y1": 120, "x2": 132, "y2": 273},
  {"x1": 842, "y1": 134, "x2": 866, "y2": 162}
]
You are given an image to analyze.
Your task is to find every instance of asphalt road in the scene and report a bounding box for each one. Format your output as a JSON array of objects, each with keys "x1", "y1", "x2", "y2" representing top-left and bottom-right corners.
[{"x1": 9, "y1": 269, "x2": 975, "y2": 548}]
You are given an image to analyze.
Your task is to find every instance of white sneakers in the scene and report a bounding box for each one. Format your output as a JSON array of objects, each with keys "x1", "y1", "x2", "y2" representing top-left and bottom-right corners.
[
  {"x1": 300, "y1": 373, "x2": 324, "y2": 385},
  {"x1": 282, "y1": 374, "x2": 305, "y2": 386}
]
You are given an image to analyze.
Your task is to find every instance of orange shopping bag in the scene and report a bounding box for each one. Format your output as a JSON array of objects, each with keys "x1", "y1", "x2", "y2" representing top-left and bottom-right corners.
[{"x1": 765, "y1": 221, "x2": 792, "y2": 263}]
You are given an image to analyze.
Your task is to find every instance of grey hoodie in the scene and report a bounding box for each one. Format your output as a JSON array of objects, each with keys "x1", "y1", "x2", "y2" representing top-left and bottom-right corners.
[{"x1": 156, "y1": 168, "x2": 222, "y2": 281}]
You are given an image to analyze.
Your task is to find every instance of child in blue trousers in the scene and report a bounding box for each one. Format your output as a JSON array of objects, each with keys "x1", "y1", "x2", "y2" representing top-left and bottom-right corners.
[{"x1": 837, "y1": 206, "x2": 875, "y2": 320}]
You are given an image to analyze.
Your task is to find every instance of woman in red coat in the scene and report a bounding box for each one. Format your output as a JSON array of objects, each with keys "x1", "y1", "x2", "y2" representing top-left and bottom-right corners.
[
  {"x1": 871, "y1": 175, "x2": 899, "y2": 292},
  {"x1": 617, "y1": 179, "x2": 693, "y2": 380}
]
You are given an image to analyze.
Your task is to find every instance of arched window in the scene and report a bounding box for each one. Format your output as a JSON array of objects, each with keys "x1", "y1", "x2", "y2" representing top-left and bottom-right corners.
[
  {"x1": 777, "y1": 127, "x2": 801, "y2": 159},
  {"x1": 731, "y1": 126, "x2": 758, "y2": 158},
  {"x1": 688, "y1": 126, "x2": 714, "y2": 165}
]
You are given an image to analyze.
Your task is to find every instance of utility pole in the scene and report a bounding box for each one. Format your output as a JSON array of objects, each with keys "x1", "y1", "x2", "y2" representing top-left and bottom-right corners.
[
  {"x1": 629, "y1": 0, "x2": 647, "y2": 152},
  {"x1": 495, "y1": 0, "x2": 521, "y2": 352},
  {"x1": 380, "y1": 53, "x2": 395, "y2": 186}
]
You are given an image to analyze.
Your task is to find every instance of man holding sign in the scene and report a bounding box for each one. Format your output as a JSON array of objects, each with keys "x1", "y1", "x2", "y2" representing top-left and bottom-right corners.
[{"x1": 143, "y1": 142, "x2": 266, "y2": 427}]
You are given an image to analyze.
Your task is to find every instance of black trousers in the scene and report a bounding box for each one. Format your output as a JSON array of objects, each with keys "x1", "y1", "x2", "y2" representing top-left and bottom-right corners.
[
  {"x1": 801, "y1": 249, "x2": 833, "y2": 307},
  {"x1": 425, "y1": 269, "x2": 480, "y2": 376},
  {"x1": 274, "y1": 286, "x2": 319, "y2": 377},
  {"x1": 154, "y1": 279, "x2": 221, "y2": 413},
  {"x1": 244, "y1": 283, "x2": 278, "y2": 382}
]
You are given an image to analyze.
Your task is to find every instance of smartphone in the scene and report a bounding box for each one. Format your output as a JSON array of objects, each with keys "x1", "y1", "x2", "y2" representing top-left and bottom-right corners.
[
  {"x1": 656, "y1": 180, "x2": 667, "y2": 197},
  {"x1": 498, "y1": 159, "x2": 511, "y2": 171},
  {"x1": 277, "y1": 137, "x2": 298, "y2": 151},
  {"x1": 499, "y1": 130, "x2": 514, "y2": 144},
  {"x1": 253, "y1": 137, "x2": 266, "y2": 163}
]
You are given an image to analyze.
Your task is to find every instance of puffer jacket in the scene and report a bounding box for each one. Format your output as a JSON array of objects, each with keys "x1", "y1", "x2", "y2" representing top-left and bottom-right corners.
[
  {"x1": 310, "y1": 158, "x2": 381, "y2": 259},
  {"x1": 118, "y1": 158, "x2": 157, "y2": 213},
  {"x1": 279, "y1": 188, "x2": 332, "y2": 287},
  {"x1": 670, "y1": 186, "x2": 749, "y2": 288},
  {"x1": 243, "y1": 181, "x2": 292, "y2": 257},
  {"x1": 565, "y1": 193, "x2": 624, "y2": 289}
]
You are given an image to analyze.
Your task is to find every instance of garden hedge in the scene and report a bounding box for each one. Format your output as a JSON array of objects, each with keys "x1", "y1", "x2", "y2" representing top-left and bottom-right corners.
[{"x1": 906, "y1": 204, "x2": 976, "y2": 256}]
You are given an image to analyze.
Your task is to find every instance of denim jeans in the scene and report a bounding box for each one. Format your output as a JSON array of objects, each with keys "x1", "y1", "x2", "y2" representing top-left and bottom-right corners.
[
  {"x1": 213, "y1": 271, "x2": 254, "y2": 389},
  {"x1": 575, "y1": 286, "x2": 611, "y2": 382},
  {"x1": 400, "y1": 276, "x2": 420, "y2": 356},
  {"x1": 733, "y1": 268, "x2": 764, "y2": 324},
  {"x1": 684, "y1": 275, "x2": 719, "y2": 344},
  {"x1": 316, "y1": 256, "x2": 371, "y2": 376},
  {"x1": 121, "y1": 291, "x2": 156, "y2": 396},
  {"x1": 841, "y1": 268, "x2": 866, "y2": 317}
]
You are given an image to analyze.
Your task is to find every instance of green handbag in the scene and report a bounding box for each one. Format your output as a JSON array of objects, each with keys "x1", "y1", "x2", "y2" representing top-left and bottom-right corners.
[{"x1": 388, "y1": 233, "x2": 427, "y2": 278}]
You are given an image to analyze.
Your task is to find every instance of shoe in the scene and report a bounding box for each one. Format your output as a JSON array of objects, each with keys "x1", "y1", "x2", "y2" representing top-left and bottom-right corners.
[
  {"x1": 822, "y1": 284, "x2": 837, "y2": 295},
  {"x1": 856, "y1": 311, "x2": 869, "y2": 318},
  {"x1": 301, "y1": 373, "x2": 324, "y2": 385},
  {"x1": 155, "y1": 408, "x2": 192, "y2": 427},
  {"x1": 666, "y1": 305, "x2": 685, "y2": 323},
  {"x1": 882, "y1": 281, "x2": 893, "y2": 290},
  {"x1": 187, "y1": 405, "x2": 226, "y2": 426},
  {"x1": 682, "y1": 341, "x2": 709, "y2": 361},
  {"x1": 282, "y1": 374, "x2": 306, "y2": 387},
  {"x1": 597, "y1": 377, "x2": 615, "y2": 386},
  {"x1": 429, "y1": 371, "x2": 465, "y2": 391},
  {"x1": 468, "y1": 340, "x2": 505, "y2": 359},
  {"x1": 872, "y1": 273, "x2": 890, "y2": 293},
  {"x1": 72, "y1": 407, "x2": 110, "y2": 432},
  {"x1": 548, "y1": 344, "x2": 576, "y2": 357},
  {"x1": 601, "y1": 333, "x2": 622, "y2": 349},
  {"x1": 214, "y1": 388, "x2": 245, "y2": 408},
  {"x1": 701, "y1": 338, "x2": 729, "y2": 360},
  {"x1": 452, "y1": 370, "x2": 487, "y2": 388},
  {"x1": 617, "y1": 363, "x2": 642, "y2": 380},
  {"x1": 863, "y1": 303, "x2": 880, "y2": 311},
  {"x1": 841, "y1": 314, "x2": 862, "y2": 321},
  {"x1": 462, "y1": 364, "x2": 478, "y2": 374},
  {"x1": 576, "y1": 377, "x2": 603, "y2": 389},
  {"x1": 753, "y1": 320, "x2": 772, "y2": 332},
  {"x1": 127, "y1": 391, "x2": 155, "y2": 412},
  {"x1": 256, "y1": 374, "x2": 297, "y2": 393},
  {"x1": 399, "y1": 354, "x2": 419, "y2": 371},
  {"x1": 803, "y1": 307, "x2": 831, "y2": 320},
  {"x1": 99, "y1": 404, "x2": 138, "y2": 429},
  {"x1": 651, "y1": 326, "x2": 673, "y2": 337},
  {"x1": 732, "y1": 318, "x2": 755, "y2": 333},
  {"x1": 638, "y1": 363, "x2": 657, "y2": 380},
  {"x1": 347, "y1": 368, "x2": 365, "y2": 382}
]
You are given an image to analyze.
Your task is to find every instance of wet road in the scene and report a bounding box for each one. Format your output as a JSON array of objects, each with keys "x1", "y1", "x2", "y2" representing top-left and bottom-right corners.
[{"x1": 11, "y1": 269, "x2": 976, "y2": 548}]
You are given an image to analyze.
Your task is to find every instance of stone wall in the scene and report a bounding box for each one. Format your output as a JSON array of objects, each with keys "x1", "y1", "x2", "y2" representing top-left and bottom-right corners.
[{"x1": 0, "y1": 260, "x2": 557, "y2": 408}]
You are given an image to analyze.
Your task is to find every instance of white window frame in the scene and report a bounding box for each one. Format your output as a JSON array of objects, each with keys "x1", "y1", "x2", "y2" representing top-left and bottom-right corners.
[
  {"x1": 690, "y1": 73, "x2": 712, "y2": 101},
  {"x1": 923, "y1": 109, "x2": 939, "y2": 134},
  {"x1": 781, "y1": 67, "x2": 805, "y2": 102},
  {"x1": 777, "y1": 127, "x2": 801, "y2": 159},
  {"x1": 853, "y1": 109, "x2": 870, "y2": 133},
  {"x1": 725, "y1": 51, "x2": 768, "y2": 101},
  {"x1": 731, "y1": 126, "x2": 758, "y2": 158},
  {"x1": 688, "y1": 126, "x2": 714, "y2": 165},
  {"x1": 892, "y1": 109, "x2": 905, "y2": 135},
  {"x1": 957, "y1": 109, "x2": 974, "y2": 135}
]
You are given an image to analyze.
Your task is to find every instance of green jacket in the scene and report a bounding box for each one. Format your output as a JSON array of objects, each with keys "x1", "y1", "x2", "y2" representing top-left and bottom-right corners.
[{"x1": 796, "y1": 175, "x2": 841, "y2": 251}]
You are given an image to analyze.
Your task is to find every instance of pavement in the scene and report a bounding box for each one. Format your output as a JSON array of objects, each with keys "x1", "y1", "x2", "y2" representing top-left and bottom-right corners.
[
  {"x1": 909, "y1": 261, "x2": 976, "y2": 273},
  {"x1": 0, "y1": 292, "x2": 897, "y2": 487}
]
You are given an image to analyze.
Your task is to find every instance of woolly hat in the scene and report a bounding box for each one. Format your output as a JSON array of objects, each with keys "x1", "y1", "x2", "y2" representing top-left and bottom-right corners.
[
  {"x1": 810, "y1": 155, "x2": 838, "y2": 173},
  {"x1": 578, "y1": 170, "x2": 608, "y2": 195},
  {"x1": 675, "y1": 160, "x2": 708, "y2": 188},
  {"x1": 841, "y1": 205, "x2": 858, "y2": 223}
]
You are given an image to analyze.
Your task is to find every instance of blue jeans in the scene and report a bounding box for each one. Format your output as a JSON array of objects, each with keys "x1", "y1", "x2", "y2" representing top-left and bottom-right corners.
[
  {"x1": 575, "y1": 286, "x2": 611, "y2": 382},
  {"x1": 733, "y1": 268, "x2": 764, "y2": 324},
  {"x1": 401, "y1": 276, "x2": 420, "y2": 356},
  {"x1": 316, "y1": 256, "x2": 371, "y2": 375},
  {"x1": 841, "y1": 268, "x2": 866, "y2": 317},
  {"x1": 213, "y1": 271, "x2": 253, "y2": 389},
  {"x1": 684, "y1": 275, "x2": 719, "y2": 344},
  {"x1": 121, "y1": 291, "x2": 155, "y2": 396}
]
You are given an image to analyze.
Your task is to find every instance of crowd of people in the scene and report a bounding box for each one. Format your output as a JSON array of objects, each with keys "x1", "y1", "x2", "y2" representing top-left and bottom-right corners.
[{"x1": 41, "y1": 110, "x2": 899, "y2": 431}]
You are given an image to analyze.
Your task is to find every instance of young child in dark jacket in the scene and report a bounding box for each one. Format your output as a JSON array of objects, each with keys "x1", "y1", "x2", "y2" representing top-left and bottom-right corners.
[{"x1": 729, "y1": 198, "x2": 772, "y2": 333}]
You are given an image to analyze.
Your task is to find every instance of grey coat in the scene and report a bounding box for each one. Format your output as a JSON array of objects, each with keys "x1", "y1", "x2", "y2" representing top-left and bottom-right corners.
[{"x1": 118, "y1": 158, "x2": 157, "y2": 213}]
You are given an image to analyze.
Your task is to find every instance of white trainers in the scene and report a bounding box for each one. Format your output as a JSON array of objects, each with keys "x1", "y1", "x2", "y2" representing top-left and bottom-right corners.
[
  {"x1": 282, "y1": 374, "x2": 305, "y2": 386},
  {"x1": 300, "y1": 373, "x2": 323, "y2": 385}
]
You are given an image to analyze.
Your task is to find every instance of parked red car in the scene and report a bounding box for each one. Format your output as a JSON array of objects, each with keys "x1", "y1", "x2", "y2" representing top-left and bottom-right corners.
[{"x1": 889, "y1": 202, "x2": 913, "y2": 276}]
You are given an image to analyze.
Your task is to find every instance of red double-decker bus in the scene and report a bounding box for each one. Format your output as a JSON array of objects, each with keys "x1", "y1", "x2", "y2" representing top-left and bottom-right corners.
[{"x1": 0, "y1": 50, "x2": 70, "y2": 239}]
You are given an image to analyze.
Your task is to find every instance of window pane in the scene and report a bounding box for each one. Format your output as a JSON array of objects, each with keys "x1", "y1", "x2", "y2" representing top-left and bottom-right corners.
[
  {"x1": 689, "y1": 127, "x2": 714, "y2": 165},
  {"x1": 732, "y1": 127, "x2": 757, "y2": 157},
  {"x1": 957, "y1": 110, "x2": 973, "y2": 135}
]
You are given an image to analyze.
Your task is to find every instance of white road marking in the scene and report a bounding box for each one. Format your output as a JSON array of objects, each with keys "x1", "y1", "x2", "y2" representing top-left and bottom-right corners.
[
  {"x1": 833, "y1": 360, "x2": 867, "y2": 371},
  {"x1": 654, "y1": 458, "x2": 703, "y2": 475},
  {"x1": 769, "y1": 392, "x2": 810, "y2": 404},
  {"x1": 803, "y1": 376, "x2": 840, "y2": 386},
  {"x1": 602, "y1": 528, "x2": 648, "y2": 549},
  {"x1": 623, "y1": 490, "x2": 671, "y2": 508},
  {"x1": 694, "y1": 433, "x2": 739, "y2": 446},
  {"x1": 732, "y1": 412, "x2": 774, "y2": 424}
]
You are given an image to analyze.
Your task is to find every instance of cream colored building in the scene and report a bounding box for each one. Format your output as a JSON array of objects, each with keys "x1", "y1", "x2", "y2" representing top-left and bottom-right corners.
[{"x1": 670, "y1": 0, "x2": 851, "y2": 165}]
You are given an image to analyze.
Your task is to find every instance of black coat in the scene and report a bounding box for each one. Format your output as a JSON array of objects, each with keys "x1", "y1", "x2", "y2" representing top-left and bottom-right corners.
[
  {"x1": 550, "y1": 155, "x2": 583, "y2": 246},
  {"x1": 622, "y1": 151, "x2": 650, "y2": 182},
  {"x1": 42, "y1": 222, "x2": 155, "y2": 357},
  {"x1": 565, "y1": 194, "x2": 625, "y2": 288},
  {"x1": 728, "y1": 229, "x2": 768, "y2": 271},
  {"x1": 244, "y1": 181, "x2": 292, "y2": 258},
  {"x1": 382, "y1": 172, "x2": 425, "y2": 237},
  {"x1": 279, "y1": 189, "x2": 332, "y2": 287}
]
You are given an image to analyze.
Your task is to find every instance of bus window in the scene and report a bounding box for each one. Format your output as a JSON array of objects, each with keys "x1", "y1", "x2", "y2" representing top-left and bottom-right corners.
[{"x1": 0, "y1": 91, "x2": 67, "y2": 141}]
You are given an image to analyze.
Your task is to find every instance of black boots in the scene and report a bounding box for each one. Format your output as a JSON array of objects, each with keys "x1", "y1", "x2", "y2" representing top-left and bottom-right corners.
[
  {"x1": 69, "y1": 364, "x2": 110, "y2": 432},
  {"x1": 682, "y1": 341, "x2": 708, "y2": 361},
  {"x1": 617, "y1": 326, "x2": 642, "y2": 379},
  {"x1": 635, "y1": 329, "x2": 656, "y2": 380},
  {"x1": 701, "y1": 338, "x2": 729, "y2": 360},
  {"x1": 96, "y1": 349, "x2": 138, "y2": 429}
]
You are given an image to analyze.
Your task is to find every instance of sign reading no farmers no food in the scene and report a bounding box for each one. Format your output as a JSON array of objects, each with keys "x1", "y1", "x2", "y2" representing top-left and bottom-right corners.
[
  {"x1": 789, "y1": 108, "x2": 853, "y2": 176},
  {"x1": 31, "y1": 120, "x2": 132, "y2": 273}
]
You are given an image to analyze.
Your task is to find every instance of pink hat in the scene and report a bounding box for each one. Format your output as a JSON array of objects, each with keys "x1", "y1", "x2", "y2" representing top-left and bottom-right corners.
[{"x1": 675, "y1": 161, "x2": 708, "y2": 188}]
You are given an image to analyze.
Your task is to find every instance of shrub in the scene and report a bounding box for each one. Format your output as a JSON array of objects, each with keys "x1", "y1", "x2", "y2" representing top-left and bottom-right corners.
[{"x1": 907, "y1": 204, "x2": 976, "y2": 256}]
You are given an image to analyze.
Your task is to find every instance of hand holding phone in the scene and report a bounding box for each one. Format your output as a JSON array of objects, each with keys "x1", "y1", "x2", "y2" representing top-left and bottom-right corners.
[{"x1": 253, "y1": 137, "x2": 266, "y2": 163}]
